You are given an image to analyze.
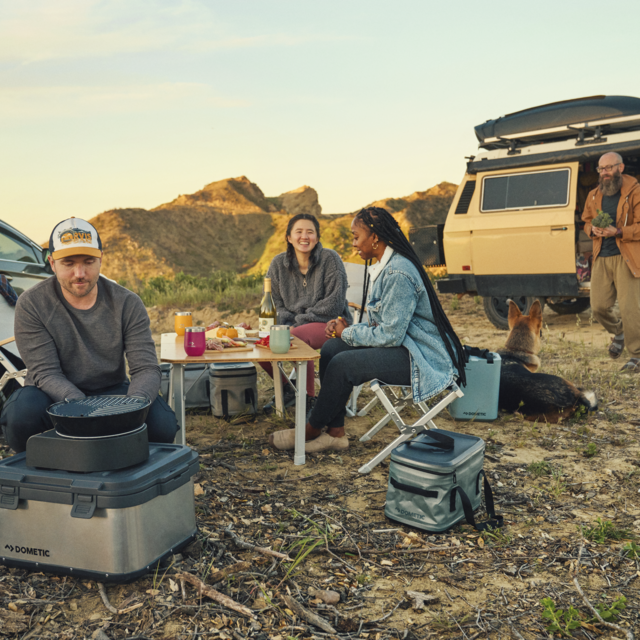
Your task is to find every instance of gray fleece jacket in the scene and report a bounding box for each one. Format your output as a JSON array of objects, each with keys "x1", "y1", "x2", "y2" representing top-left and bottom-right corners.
[
  {"x1": 266, "y1": 243, "x2": 352, "y2": 327},
  {"x1": 15, "y1": 275, "x2": 160, "y2": 403}
]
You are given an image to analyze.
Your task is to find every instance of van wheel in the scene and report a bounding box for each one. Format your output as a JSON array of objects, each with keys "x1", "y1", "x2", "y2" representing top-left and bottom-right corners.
[
  {"x1": 546, "y1": 297, "x2": 591, "y2": 315},
  {"x1": 482, "y1": 296, "x2": 544, "y2": 330}
]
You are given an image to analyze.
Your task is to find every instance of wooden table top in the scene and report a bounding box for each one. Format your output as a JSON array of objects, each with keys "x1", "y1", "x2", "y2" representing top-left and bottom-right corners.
[{"x1": 160, "y1": 333, "x2": 321, "y2": 364}]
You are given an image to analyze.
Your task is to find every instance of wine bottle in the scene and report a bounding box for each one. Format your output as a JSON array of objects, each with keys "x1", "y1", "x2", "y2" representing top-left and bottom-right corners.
[{"x1": 259, "y1": 277, "x2": 277, "y2": 333}]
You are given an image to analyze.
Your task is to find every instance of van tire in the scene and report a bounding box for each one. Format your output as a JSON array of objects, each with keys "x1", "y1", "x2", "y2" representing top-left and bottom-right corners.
[
  {"x1": 482, "y1": 296, "x2": 545, "y2": 330},
  {"x1": 546, "y1": 297, "x2": 591, "y2": 315}
]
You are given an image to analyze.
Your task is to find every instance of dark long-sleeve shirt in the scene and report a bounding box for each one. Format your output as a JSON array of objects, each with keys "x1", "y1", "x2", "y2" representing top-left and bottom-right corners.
[{"x1": 15, "y1": 275, "x2": 160, "y2": 402}]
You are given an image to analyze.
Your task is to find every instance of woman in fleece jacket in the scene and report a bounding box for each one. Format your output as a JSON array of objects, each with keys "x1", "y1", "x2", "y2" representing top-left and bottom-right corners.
[{"x1": 260, "y1": 213, "x2": 351, "y2": 410}]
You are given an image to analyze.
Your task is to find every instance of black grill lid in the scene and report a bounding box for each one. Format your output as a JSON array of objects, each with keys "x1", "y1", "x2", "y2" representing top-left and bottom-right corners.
[{"x1": 49, "y1": 396, "x2": 150, "y2": 418}]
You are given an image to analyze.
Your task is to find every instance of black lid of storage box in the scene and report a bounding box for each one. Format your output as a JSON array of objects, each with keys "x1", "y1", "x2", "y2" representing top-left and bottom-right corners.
[
  {"x1": 390, "y1": 429, "x2": 484, "y2": 472},
  {"x1": 0, "y1": 444, "x2": 199, "y2": 510}
]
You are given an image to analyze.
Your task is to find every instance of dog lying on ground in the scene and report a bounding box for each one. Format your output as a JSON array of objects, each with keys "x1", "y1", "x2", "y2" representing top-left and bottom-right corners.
[{"x1": 497, "y1": 300, "x2": 597, "y2": 423}]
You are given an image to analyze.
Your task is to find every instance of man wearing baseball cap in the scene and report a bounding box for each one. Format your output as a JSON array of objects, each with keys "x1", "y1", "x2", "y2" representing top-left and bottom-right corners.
[{"x1": 0, "y1": 217, "x2": 178, "y2": 451}]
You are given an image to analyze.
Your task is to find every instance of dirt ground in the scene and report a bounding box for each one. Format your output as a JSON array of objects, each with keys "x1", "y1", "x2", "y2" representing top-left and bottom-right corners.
[{"x1": 1, "y1": 295, "x2": 639, "y2": 639}]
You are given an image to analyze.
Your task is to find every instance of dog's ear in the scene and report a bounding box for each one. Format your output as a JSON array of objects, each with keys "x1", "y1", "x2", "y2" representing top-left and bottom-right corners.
[
  {"x1": 507, "y1": 299, "x2": 521, "y2": 328},
  {"x1": 529, "y1": 300, "x2": 542, "y2": 320}
]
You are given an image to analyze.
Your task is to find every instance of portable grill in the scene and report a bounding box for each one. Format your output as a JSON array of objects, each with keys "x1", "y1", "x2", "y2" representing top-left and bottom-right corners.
[
  {"x1": 0, "y1": 396, "x2": 200, "y2": 582},
  {"x1": 24, "y1": 395, "x2": 153, "y2": 472}
]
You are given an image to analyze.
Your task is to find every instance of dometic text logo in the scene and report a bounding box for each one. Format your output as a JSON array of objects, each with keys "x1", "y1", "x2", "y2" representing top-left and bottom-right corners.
[
  {"x1": 463, "y1": 411, "x2": 486, "y2": 416},
  {"x1": 4, "y1": 544, "x2": 50, "y2": 557},
  {"x1": 59, "y1": 228, "x2": 93, "y2": 246},
  {"x1": 395, "y1": 508, "x2": 425, "y2": 520}
]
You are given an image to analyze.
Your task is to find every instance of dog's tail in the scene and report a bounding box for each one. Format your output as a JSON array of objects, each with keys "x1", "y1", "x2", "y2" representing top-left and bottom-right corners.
[{"x1": 579, "y1": 390, "x2": 598, "y2": 412}]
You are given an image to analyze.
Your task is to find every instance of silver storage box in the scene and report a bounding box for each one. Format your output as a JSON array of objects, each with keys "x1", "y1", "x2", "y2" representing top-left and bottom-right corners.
[
  {"x1": 209, "y1": 363, "x2": 258, "y2": 418},
  {"x1": 0, "y1": 444, "x2": 199, "y2": 582},
  {"x1": 160, "y1": 363, "x2": 211, "y2": 409}
]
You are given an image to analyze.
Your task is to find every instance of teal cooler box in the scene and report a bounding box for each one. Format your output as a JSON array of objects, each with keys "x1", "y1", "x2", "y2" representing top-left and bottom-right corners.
[{"x1": 449, "y1": 348, "x2": 501, "y2": 421}]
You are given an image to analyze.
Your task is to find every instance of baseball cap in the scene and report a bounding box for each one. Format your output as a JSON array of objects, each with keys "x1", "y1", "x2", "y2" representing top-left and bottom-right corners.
[{"x1": 49, "y1": 217, "x2": 103, "y2": 260}]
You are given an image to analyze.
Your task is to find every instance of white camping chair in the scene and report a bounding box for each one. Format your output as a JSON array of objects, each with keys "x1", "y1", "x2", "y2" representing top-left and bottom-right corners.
[
  {"x1": 0, "y1": 300, "x2": 27, "y2": 400},
  {"x1": 358, "y1": 380, "x2": 463, "y2": 474},
  {"x1": 342, "y1": 261, "x2": 381, "y2": 418}
]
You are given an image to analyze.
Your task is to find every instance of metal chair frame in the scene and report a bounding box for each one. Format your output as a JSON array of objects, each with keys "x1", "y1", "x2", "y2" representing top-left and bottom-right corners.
[{"x1": 358, "y1": 380, "x2": 463, "y2": 474}]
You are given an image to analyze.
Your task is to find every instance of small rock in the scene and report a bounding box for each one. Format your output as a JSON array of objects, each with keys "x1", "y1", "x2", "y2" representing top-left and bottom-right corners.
[
  {"x1": 308, "y1": 588, "x2": 340, "y2": 605},
  {"x1": 502, "y1": 565, "x2": 518, "y2": 577},
  {"x1": 69, "y1": 601, "x2": 78, "y2": 611}
]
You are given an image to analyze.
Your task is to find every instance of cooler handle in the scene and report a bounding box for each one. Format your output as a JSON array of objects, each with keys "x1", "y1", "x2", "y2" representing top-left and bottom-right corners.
[
  {"x1": 464, "y1": 345, "x2": 494, "y2": 364},
  {"x1": 407, "y1": 430, "x2": 454, "y2": 451},
  {"x1": 390, "y1": 476, "x2": 438, "y2": 499}
]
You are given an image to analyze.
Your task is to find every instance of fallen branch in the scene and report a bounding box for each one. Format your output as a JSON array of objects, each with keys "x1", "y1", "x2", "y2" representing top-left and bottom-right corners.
[
  {"x1": 97, "y1": 583, "x2": 144, "y2": 615},
  {"x1": 207, "y1": 561, "x2": 251, "y2": 583},
  {"x1": 282, "y1": 594, "x2": 336, "y2": 634},
  {"x1": 175, "y1": 572, "x2": 256, "y2": 619},
  {"x1": 222, "y1": 527, "x2": 293, "y2": 561},
  {"x1": 572, "y1": 540, "x2": 634, "y2": 640}
]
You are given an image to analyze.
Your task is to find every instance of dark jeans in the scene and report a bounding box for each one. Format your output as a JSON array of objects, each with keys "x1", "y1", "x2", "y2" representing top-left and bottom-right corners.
[
  {"x1": 0, "y1": 381, "x2": 178, "y2": 453},
  {"x1": 308, "y1": 338, "x2": 411, "y2": 431}
]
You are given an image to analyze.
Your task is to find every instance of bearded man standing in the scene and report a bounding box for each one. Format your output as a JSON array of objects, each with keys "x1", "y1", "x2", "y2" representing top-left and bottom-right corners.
[{"x1": 582, "y1": 152, "x2": 640, "y2": 372}]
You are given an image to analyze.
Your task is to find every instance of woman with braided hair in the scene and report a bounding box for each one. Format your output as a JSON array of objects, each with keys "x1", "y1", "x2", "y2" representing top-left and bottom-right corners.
[{"x1": 270, "y1": 206, "x2": 467, "y2": 453}]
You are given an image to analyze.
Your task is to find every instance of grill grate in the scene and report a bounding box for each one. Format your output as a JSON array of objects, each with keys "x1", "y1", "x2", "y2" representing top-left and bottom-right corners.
[{"x1": 49, "y1": 396, "x2": 149, "y2": 418}]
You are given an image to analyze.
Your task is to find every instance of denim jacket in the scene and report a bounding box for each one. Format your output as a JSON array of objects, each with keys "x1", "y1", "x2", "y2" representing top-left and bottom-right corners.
[{"x1": 340, "y1": 253, "x2": 455, "y2": 402}]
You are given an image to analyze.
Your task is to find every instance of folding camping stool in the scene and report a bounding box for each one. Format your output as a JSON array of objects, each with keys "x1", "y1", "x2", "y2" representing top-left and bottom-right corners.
[
  {"x1": 0, "y1": 337, "x2": 27, "y2": 399},
  {"x1": 358, "y1": 380, "x2": 463, "y2": 474}
]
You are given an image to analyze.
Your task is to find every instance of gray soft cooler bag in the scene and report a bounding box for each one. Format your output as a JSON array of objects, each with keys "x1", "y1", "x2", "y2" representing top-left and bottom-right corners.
[
  {"x1": 385, "y1": 429, "x2": 502, "y2": 532},
  {"x1": 209, "y1": 363, "x2": 258, "y2": 418},
  {"x1": 161, "y1": 363, "x2": 211, "y2": 409}
]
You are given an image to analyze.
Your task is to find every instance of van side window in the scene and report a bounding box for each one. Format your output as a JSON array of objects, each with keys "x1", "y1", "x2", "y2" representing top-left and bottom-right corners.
[
  {"x1": 0, "y1": 231, "x2": 39, "y2": 263},
  {"x1": 481, "y1": 168, "x2": 570, "y2": 212}
]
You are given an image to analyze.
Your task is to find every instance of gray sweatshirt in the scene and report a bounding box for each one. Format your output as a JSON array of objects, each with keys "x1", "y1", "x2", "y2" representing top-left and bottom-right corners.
[
  {"x1": 266, "y1": 244, "x2": 352, "y2": 327},
  {"x1": 15, "y1": 275, "x2": 160, "y2": 403}
]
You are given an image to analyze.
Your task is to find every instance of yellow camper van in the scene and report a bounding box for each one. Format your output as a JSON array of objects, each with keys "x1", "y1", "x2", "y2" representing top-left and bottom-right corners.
[{"x1": 413, "y1": 95, "x2": 640, "y2": 329}]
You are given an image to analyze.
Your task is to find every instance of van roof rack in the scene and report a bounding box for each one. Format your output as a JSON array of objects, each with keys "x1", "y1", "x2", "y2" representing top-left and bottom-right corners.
[{"x1": 475, "y1": 95, "x2": 640, "y2": 150}]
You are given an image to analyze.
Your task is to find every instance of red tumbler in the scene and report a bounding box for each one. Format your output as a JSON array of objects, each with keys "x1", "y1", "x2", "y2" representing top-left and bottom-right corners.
[{"x1": 184, "y1": 326, "x2": 206, "y2": 356}]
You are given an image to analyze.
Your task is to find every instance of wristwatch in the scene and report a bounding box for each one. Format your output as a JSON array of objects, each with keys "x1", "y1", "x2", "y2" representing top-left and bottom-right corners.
[{"x1": 616, "y1": 228, "x2": 623, "y2": 237}]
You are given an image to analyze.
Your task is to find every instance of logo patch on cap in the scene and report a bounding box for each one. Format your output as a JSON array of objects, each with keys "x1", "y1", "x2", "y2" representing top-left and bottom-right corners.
[{"x1": 59, "y1": 228, "x2": 93, "y2": 246}]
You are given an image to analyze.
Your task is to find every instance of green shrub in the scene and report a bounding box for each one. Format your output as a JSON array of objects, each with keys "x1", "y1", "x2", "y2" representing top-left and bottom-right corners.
[{"x1": 121, "y1": 271, "x2": 263, "y2": 310}]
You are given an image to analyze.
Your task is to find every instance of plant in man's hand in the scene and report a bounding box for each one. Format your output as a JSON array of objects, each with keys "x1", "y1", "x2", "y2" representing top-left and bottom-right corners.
[{"x1": 592, "y1": 210, "x2": 614, "y2": 228}]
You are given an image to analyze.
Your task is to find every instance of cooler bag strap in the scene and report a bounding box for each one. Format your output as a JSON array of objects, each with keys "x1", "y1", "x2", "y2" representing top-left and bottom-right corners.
[
  {"x1": 390, "y1": 476, "x2": 438, "y2": 499},
  {"x1": 464, "y1": 345, "x2": 494, "y2": 364},
  {"x1": 221, "y1": 389, "x2": 229, "y2": 418},
  {"x1": 245, "y1": 387, "x2": 256, "y2": 411},
  {"x1": 449, "y1": 477, "x2": 503, "y2": 531},
  {"x1": 408, "y1": 430, "x2": 455, "y2": 452}
]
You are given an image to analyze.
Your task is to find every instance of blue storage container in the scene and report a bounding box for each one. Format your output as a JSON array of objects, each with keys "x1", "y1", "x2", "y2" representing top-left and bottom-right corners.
[{"x1": 449, "y1": 350, "x2": 501, "y2": 421}]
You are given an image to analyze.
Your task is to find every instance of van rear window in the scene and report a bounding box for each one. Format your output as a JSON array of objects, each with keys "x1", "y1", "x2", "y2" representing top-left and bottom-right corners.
[{"x1": 481, "y1": 168, "x2": 570, "y2": 212}]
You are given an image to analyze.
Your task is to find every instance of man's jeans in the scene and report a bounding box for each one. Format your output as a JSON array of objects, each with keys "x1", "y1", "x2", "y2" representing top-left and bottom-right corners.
[
  {"x1": 308, "y1": 338, "x2": 411, "y2": 431},
  {"x1": 0, "y1": 381, "x2": 178, "y2": 453}
]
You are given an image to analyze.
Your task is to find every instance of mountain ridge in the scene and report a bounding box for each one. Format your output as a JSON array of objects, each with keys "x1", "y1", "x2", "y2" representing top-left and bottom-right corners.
[{"x1": 84, "y1": 177, "x2": 456, "y2": 282}]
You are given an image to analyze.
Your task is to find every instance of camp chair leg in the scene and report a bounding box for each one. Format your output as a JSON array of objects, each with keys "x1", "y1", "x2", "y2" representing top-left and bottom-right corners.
[
  {"x1": 345, "y1": 384, "x2": 362, "y2": 418},
  {"x1": 359, "y1": 412, "x2": 393, "y2": 442},
  {"x1": 358, "y1": 383, "x2": 463, "y2": 473},
  {"x1": 358, "y1": 431, "x2": 417, "y2": 474},
  {"x1": 357, "y1": 395, "x2": 378, "y2": 417}
]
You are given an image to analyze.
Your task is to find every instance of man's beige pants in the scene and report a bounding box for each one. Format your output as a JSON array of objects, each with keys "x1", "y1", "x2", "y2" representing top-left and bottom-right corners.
[{"x1": 590, "y1": 254, "x2": 640, "y2": 358}]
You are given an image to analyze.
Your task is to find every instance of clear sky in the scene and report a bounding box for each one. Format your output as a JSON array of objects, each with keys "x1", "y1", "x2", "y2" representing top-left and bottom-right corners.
[{"x1": 1, "y1": 0, "x2": 638, "y2": 244}]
